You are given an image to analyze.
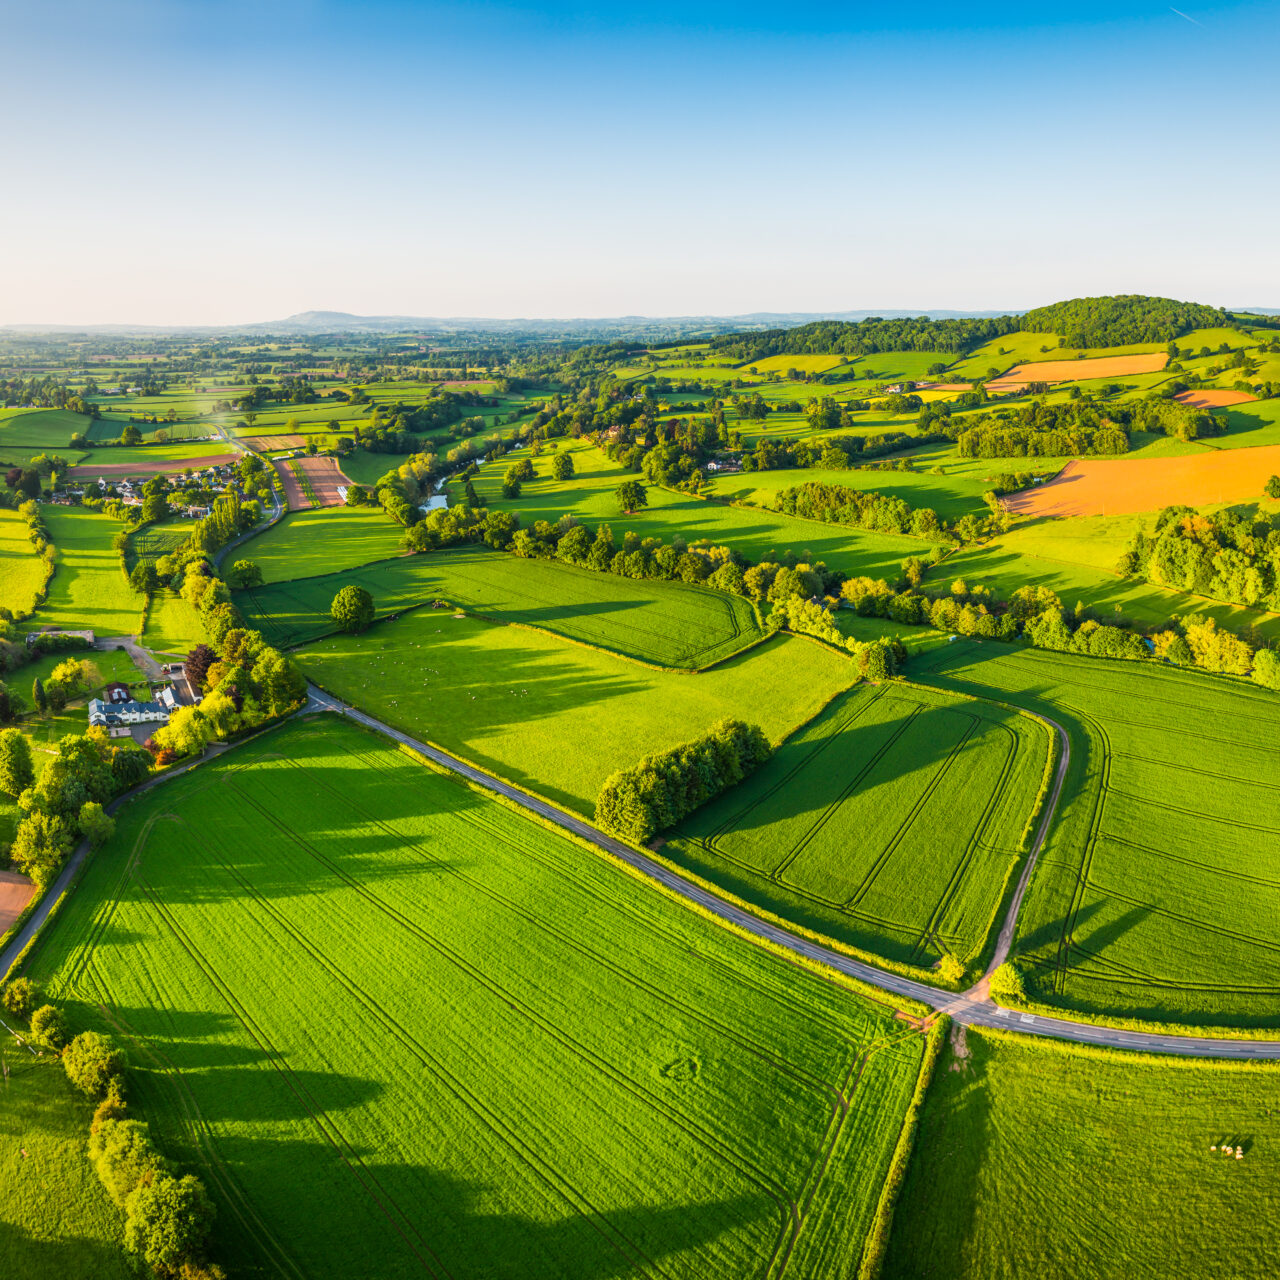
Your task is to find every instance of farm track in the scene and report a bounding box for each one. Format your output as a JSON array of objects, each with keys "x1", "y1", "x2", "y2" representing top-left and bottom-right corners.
[{"x1": 304, "y1": 685, "x2": 1280, "y2": 1060}]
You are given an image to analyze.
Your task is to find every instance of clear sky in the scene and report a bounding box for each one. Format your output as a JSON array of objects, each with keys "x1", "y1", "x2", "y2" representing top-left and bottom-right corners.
[{"x1": 2, "y1": 0, "x2": 1278, "y2": 323}]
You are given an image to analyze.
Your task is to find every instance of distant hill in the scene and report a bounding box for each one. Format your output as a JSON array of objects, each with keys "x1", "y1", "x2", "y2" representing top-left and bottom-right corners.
[{"x1": 1019, "y1": 295, "x2": 1230, "y2": 347}]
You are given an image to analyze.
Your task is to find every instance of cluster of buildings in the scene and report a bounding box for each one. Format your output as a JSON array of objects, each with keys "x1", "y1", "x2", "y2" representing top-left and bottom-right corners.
[{"x1": 87, "y1": 673, "x2": 198, "y2": 738}]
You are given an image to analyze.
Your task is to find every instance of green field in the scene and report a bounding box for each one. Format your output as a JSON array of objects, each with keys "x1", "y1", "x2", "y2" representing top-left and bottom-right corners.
[
  {"x1": 0, "y1": 407, "x2": 89, "y2": 450},
  {"x1": 941, "y1": 515, "x2": 1280, "y2": 641},
  {"x1": 916, "y1": 641, "x2": 1280, "y2": 1025},
  {"x1": 299, "y1": 613, "x2": 855, "y2": 814},
  {"x1": 25, "y1": 714, "x2": 930, "y2": 1280},
  {"x1": 0, "y1": 1052, "x2": 132, "y2": 1278},
  {"x1": 0, "y1": 507, "x2": 45, "y2": 617},
  {"x1": 37, "y1": 505, "x2": 145, "y2": 637},
  {"x1": 664, "y1": 681, "x2": 1050, "y2": 976},
  {"x1": 126, "y1": 518, "x2": 198, "y2": 570},
  {"x1": 141, "y1": 590, "x2": 203, "y2": 654},
  {"x1": 240, "y1": 545, "x2": 766, "y2": 668},
  {"x1": 706, "y1": 465, "x2": 991, "y2": 524},
  {"x1": 884, "y1": 1028, "x2": 1280, "y2": 1279},
  {"x1": 236, "y1": 506, "x2": 407, "y2": 583},
  {"x1": 453, "y1": 444, "x2": 946, "y2": 578}
]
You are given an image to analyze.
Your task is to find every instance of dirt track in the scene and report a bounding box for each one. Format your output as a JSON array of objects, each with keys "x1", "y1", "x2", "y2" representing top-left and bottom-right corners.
[
  {"x1": 1004, "y1": 445, "x2": 1280, "y2": 518},
  {"x1": 987, "y1": 352, "x2": 1167, "y2": 395},
  {"x1": 0, "y1": 871, "x2": 34, "y2": 936},
  {"x1": 69, "y1": 454, "x2": 237, "y2": 476}
]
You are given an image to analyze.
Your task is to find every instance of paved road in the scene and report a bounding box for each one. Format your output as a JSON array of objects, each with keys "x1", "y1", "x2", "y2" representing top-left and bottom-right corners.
[{"x1": 306, "y1": 684, "x2": 1280, "y2": 1060}]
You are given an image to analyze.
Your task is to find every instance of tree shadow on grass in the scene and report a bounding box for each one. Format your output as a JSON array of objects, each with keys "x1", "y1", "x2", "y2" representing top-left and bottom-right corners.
[
  {"x1": 0, "y1": 1223, "x2": 132, "y2": 1280},
  {"x1": 211, "y1": 1137, "x2": 775, "y2": 1280}
]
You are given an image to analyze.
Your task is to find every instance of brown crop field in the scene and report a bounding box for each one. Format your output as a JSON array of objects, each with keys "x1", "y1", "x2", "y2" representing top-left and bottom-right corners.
[
  {"x1": 987, "y1": 352, "x2": 1167, "y2": 394},
  {"x1": 1175, "y1": 389, "x2": 1257, "y2": 409},
  {"x1": 246, "y1": 434, "x2": 306, "y2": 451},
  {"x1": 275, "y1": 455, "x2": 351, "y2": 510},
  {"x1": 0, "y1": 870, "x2": 35, "y2": 935},
  {"x1": 1004, "y1": 444, "x2": 1280, "y2": 518}
]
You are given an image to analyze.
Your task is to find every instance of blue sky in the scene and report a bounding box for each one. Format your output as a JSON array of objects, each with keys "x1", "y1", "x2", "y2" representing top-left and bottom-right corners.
[{"x1": 2, "y1": 0, "x2": 1277, "y2": 323}]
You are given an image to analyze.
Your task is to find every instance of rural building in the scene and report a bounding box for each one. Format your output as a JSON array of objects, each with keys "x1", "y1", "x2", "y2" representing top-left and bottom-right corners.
[
  {"x1": 26, "y1": 628, "x2": 94, "y2": 647},
  {"x1": 103, "y1": 681, "x2": 132, "y2": 704},
  {"x1": 88, "y1": 697, "x2": 170, "y2": 729}
]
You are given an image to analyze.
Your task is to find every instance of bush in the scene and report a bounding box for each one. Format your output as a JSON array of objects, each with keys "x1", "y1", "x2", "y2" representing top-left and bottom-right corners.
[
  {"x1": 124, "y1": 1172, "x2": 216, "y2": 1274},
  {"x1": 989, "y1": 961, "x2": 1026, "y2": 1004},
  {"x1": 29, "y1": 1004, "x2": 68, "y2": 1049},
  {"x1": 90, "y1": 1117, "x2": 170, "y2": 1206},
  {"x1": 2, "y1": 977, "x2": 39, "y2": 1020},
  {"x1": 63, "y1": 1030, "x2": 126, "y2": 1097}
]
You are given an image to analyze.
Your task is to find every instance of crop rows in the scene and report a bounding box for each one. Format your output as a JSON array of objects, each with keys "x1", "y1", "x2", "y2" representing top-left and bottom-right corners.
[
  {"x1": 666, "y1": 682, "x2": 1049, "y2": 972},
  {"x1": 916, "y1": 641, "x2": 1280, "y2": 1024},
  {"x1": 26, "y1": 716, "x2": 927, "y2": 1279}
]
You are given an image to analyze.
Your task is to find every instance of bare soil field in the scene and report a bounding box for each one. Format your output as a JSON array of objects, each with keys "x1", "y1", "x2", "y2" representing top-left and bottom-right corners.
[
  {"x1": 0, "y1": 870, "x2": 35, "y2": 935},
  {"x1": 1175, "y1": 389, "x2": 1257, "y2": 409},
  {"x1": 987, "y1": 352, "x2": 1167, "y2": 394},
  {"x1": 69, "y1": 454, "x2": 237, "y2": 476},
  {"x1": 1004, "y1": 444, "x2": 1280, "y2": 518},
  {"x1": 274, "y1": 456, "x2": 351, "y2": 510},
  {"x1": 246, "y1": 434, "x2": 306, "y2": 451},
  {"x1": 916, "y1": 381, "x2": 973, "y2": 392}
]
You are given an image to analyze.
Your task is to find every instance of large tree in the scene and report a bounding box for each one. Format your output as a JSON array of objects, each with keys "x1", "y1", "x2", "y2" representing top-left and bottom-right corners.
[
  {"x1": 0, "y1": 727, "x2": 35, "y2": 797},
  {"x1": 330, "y1": 585, "x2": 375, "y2": 634},
  {"x1": 615, "y1": 480, "x2": 648, "y2": 514}
]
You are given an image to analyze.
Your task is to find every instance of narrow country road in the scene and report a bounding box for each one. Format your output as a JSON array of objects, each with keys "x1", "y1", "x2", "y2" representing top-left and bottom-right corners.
[{"x1": 305, "y1": 684, "x2": 1280, "y2": 1061}]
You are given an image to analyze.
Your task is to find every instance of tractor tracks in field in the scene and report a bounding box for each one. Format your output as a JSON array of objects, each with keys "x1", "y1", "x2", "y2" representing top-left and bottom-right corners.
[{"x1": 304, "y1": 684, "x2": 1280, "y2": 1061}]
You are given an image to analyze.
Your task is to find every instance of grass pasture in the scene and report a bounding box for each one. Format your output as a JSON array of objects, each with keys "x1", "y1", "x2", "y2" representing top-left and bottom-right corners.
[
  {"x1": 25, "y1": 714, "x2": 930, "y2": 1280},
  {"x1": 37, "y1": 505, "x2": 144, "y2": 637},
  {"x1": 298, "y1": 613, "x2": 855, "y2": 814},
  {"x1": 0, "y1": 507, "x2": 45, "y2": 617},
  {"x1": 141, "y1": 590, "x2": 203, "y2": 654},
  {"x1": 916, "y1": 642, "x2": 1280, "y2": 1025},
  {"x1": 884, "y1": 1029, "x2": 1280, "y2": 1280},
  {"x1": 126, "y1": 518, "x2": 197, "y2": 571},
  {"x1": 455, "y1": 443, "x2": 947, "y2": 578},
  {"x1": 664, "y1": 681, "x2": 1050, "y2": 976},
  {"x1": 0, "y1": 1052, "x2": 132, "y2": 1278},
  {"x1": 0, "y1": 407, "x2": 88, "y2": 451},
  {"x1": 241, "y1": 545, "x2": 765, "y2": 669},
  {"x1": 236, "y1": 506, "x2": 407, "y2": 583}
]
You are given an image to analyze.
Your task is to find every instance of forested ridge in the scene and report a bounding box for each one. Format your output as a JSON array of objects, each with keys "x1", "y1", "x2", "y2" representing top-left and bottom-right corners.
[{"x1": 1019, "y1": 295, "x2": 1230, "y2": 347}]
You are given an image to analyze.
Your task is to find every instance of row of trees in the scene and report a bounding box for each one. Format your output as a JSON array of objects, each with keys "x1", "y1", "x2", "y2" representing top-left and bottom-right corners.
[
  {"x1": 595, "y1": 719, "x2": 772, "y2": 843},
  {"x1": 1, "y1": 978, "x2": 221, "y2": 1277},
  {"x1": 773, "y1": 480, "x2": 950, "y2": 540}
]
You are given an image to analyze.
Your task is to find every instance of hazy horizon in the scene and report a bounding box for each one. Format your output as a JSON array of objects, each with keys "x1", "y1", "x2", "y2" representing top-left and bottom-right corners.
[{"x1": 3, "y1": 0, "x2": 1277, "y2": 325}]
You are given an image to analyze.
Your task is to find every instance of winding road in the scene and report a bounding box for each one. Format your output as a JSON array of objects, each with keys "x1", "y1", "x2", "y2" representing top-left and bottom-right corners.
[{"x1": 303, "y1": 685, "x2": 1280, "y2": 1060}]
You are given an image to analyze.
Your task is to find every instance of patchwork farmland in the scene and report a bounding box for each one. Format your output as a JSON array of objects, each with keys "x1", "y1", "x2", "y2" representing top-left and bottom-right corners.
[
  {"x1": 917, "y1": 642, "x2": 1280, "y2": 1025},
  {"x1": 240, "y1": 544, "x2": 767, "y2": 668},
  {"x1": 25, "y1": 716, "x2": 932, "y2": 1280}
]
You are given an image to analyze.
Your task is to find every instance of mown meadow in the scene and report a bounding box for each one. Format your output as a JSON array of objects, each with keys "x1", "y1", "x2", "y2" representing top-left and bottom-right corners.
[
  {"x1": 298, "y1": 613, "x2": 855, "y2": 814},
  {"x1": 241, "y1": 545, "x2": 766, "y2": 669},
  {"x1": 236, "y1": 506, "x2": 407, "y2": 583},
  {"x1": 666, "y1": 681, "x2": 1049, "y2": 979},
  {"x1": 0, "y1": 1052, "x2": 132, "y2": 1279},
  {"x1": 0, "y1": 507, "x2": 45, "y2": 617},
  {"x1": 38, "y1": 505, "x2": 144, "y2": 637},
  {"x1": 25, "y1": 715, "x2": 931, "y2": 1280},
  {"x1": 884, "y1": 1028, "x2": 1280, "y2": 1280},
  {"x1": 916, "y1": 642, "x2": 1280, "y2": 1026}
]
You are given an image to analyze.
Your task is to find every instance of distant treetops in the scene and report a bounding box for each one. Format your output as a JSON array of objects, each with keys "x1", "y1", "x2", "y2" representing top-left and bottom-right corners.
[{"x1": 709, "y1": 295, "x2": 1242, "y2": 364}]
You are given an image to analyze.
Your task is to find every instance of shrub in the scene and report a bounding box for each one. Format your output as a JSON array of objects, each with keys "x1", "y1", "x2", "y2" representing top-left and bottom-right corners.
[
  {"x1": 989, "y1": 961, "x2": 1026, "y2": 1004},
  {"x1": 0, "y1": 726, "x2": 35, "y2": 797},
  {"x1": 1, "y1": 976, "x2": 38, "y2": 1020},
  {"x1": 90, "y1": 1117, "x2": 170, "y2": 1206},
  {"x1": 63, "y1": 1030, "x2": 126, "y2": 1097},
  {"x1": 124, "y1": 1172, "x2": 216, "y2": 1274},
  {"x1": 29, "y1": 1004, "x2": 68, "y2": 1049}
]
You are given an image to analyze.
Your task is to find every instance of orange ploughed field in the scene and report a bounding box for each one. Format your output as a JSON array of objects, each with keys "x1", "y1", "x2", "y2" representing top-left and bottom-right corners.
[
  {"x1": 245, "y1": 434, "x2": 307, "y2": 451},
  {"x1": 1004, "y1": 445, "x2": 1280, "y2": 518},
  {"x1": 68, "y1": 454, "x2": 237, "y2": 476},
  {"x1": 0, "y1": 870, "x2": 35, "y2": 935},
  {"x1": 274, "y1": 456, "x2": 352, "y2": 510},
  {"x1": 1175, "y1": 389, "x2": 1257, "y2": 410},
  {"x1": 987, "y1": 352, "x2": 1167, "y2": 394}
]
